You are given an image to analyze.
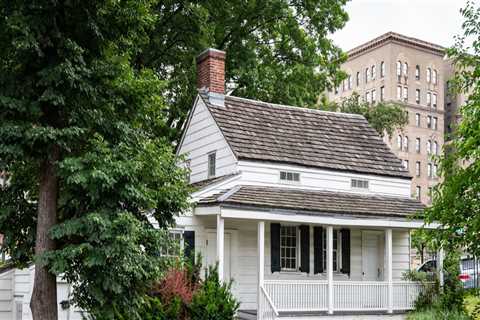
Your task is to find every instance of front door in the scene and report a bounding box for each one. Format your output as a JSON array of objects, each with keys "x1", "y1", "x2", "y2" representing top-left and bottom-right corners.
[
  {"x1": 362, "y1": 231, "x2": 383, "y2": 281},
  {"x1": 206, "y1": 232, "x2": 231, "y2": 281}
]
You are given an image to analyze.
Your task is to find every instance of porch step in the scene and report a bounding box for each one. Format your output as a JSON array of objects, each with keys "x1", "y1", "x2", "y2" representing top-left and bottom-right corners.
[{"x1": 237, "y1": 309, "x2": 257, "y2": 320}]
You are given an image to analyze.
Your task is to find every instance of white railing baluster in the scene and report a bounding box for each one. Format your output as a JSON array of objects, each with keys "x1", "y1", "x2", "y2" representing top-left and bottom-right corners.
[{"x1": 261, "y1": 280, "x2": 427, "y2": 315}]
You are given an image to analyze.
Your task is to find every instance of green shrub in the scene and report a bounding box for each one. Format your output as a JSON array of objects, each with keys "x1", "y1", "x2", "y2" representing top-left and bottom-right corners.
[
  {"x1": 464, "y1": 293, "x2": 480, "y2": 320},
  {"x1": 407, "y1": 309, "x2": 469, "y2": 320},
  {"x1": 189, "y1": 265, "x2": 239, "y2": 320}
]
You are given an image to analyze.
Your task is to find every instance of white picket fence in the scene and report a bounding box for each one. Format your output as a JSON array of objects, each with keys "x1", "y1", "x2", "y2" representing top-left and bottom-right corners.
[{"x1": 262, "y1": 280, "x2": 426, "y2": 315}]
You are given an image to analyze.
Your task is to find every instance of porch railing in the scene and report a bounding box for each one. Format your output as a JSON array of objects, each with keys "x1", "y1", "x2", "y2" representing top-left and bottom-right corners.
[
  {"x1": 263, "y1": 280, "x2": 426, "y2": 313},
  {"x1": 258, "y1": 286, "x2": 279, "y2": 320}
]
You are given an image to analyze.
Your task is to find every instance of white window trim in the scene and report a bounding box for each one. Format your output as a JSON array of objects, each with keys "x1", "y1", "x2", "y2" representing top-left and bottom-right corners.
[
  {"x1": 207, "y1": 151, "x2": 216, "y2": 178},
  {"x1": 280, "y1": 225, "x2": 301, "y2": 272},
  {"x1": 322, "y1": 229, "x2": 342, "y2": 273}
]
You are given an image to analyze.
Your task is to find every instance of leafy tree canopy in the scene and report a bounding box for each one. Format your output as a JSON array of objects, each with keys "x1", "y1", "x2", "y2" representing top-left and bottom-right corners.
[
  {"x1": 0, "y1": 0, "x2": 190, "y2": 318},
  {"x1": 423, "y1": 1, "x2": 480, "y2": 256},
  {"x1": 147, "y1": 0, "x2": 349, "y2": 141},
  {"x1": 319, "y1": 92, "x2": 409, "y2": 137}
]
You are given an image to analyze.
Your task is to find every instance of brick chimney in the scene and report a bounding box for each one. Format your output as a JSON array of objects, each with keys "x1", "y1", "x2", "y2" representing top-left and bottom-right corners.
[{"x1": 196, "y1": 48, "x2": 226, "y2": 106}]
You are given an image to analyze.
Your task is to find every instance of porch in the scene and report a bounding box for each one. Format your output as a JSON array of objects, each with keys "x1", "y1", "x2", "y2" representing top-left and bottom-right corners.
[{"x1": 207, "y1": 216, "x2": 438, "y2": 320}]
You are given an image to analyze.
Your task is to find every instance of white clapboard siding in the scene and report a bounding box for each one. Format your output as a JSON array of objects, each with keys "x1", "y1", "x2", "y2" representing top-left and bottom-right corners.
[
  {"x1": 177, "y1": 98, "x2": 237, "y2": 183},
  {"x1": 237, "y1": 161, "x2": 412, "y2": 198},
  {"x1": 0, "y1": 266, "x2": 85, "y2": 320}
]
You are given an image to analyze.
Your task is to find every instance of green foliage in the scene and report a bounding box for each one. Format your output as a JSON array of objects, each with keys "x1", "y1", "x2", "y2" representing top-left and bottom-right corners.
[
  {"x1": 0, "y1": 0, "x2": 190, "y2": 318},
  {"x1": 423, "y1": 1, "x2": 480, "y2": 257},
  {"x1": 189, "y1": 265, "x2": 239, "y2": 320},
  {"x1": 319, "y1": 92, "x2": 408, "y2": 137},
  {"x1": 145, "y1": 0, "x2": 350, "y2": 141},
  {"x1": 407, "y1": 309, "x2": 469, "y2": 320},
  {"x1": 464, "y1": 293, "x2": 480, "y2": 320}
]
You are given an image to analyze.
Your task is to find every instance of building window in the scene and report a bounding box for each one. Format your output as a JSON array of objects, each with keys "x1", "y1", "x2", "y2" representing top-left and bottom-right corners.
[
  {"x1": 323, "y1": 230, "x2": 339, "y2": 272},
  {"x1": 403, "y1": 159, "x2": 409, "y2": 170},
  {"x1": 372, "y1": 89, "x2": 376, "y2": 103},
  {"x1": 415, "y1": 65, "x2": 420, "y2": 80},
  {"x1": 427, "y1": 116, "x2": 432, "y2": 128},
  {"x1": 403, "y1": 87, "x2": 408, "y2": 102},
  {"x1": 161, "y1": 231, "x2": 184, "y2": 257},
  {"x1": 416, "y1": 186, "x2": 421, "y2": 201},
  {"x1": 342, "y1": 80, "x2": 346, "y2": 92},
  {"x1": 415, "y1": 89, "x2": 420, "y2": 104},
  {"x1": 433, "y1": 117, "x2": 438, "y2": 130},
  {"x1": 334, "y1": 86, "x2": 339, "y2": 94},
  {"x1": 280, "y1": 171, "x2": 300, "y2": 183},
  {"x1": 427, "y1": 68, "x2": 432, "y2": 83},
  {"x1": 432, "y1": 93, "x2": 437, "y2": 108},
  {"x1": 433, "y1": 69, "x2": 438, "y2": 84},
  {"x1": 208, "y1": 152, "x2": 216, "y2": 178},
  {"x1": 280, "y1": 226, "x2": 298, "y2": 271},
  {"x1": 380, "y1": 86, "x2": 385, "y2": 101},
  {"x1": 416, "y1": 138, "x2": 421, "y2": 153},
  {"x1": 381, "y1": 61, "x2": 385, "y2": 78},
  {"x1": 415, "y1": 113, "x2": 421, "y2": 127},
  {"x1": 351, "y1": 179, "x2": 369, "y2": 190},
  {"x1": 356, "y1": 72, "x2": 360, "y2": 86},
  {"x1": 397, "y1": 86, "x2": 402, "y2": 100},
  {"x1": 427, "y1": 92, "x2": 431, "y2": 106},
  {"x1": 403, "y1": 136, "x2": 409, "y2": 152},
  {"x1": 365, "y1": 67, "x2": 369, "y2": 82},
  {"x1": 371, "y1": 65, "x2": 376, "y2": 80},
  {"x1": 434, "y1": 141, "x2": 438, "y2": 155},
  {"x1": 397, "y1": 135, "x2": 403, "y2": 150},
  {"x1": 428, "y1": 187, "x2": 433, "y2": 204},
  {"x1": 348, "y1": 75, "x2": 353, "y2": 90},
  {"x1": 365, "y1": 91, "x2": 371, "y2": 103},
  {"x1": 433, "y1": 164, "x2": 438, "y2": 178},
  {"x1": 396, "y1": 61, "x2": 402, "y2": 77},
  {"x1": 428, "y1": 163, "x2": 432, "y2": 178},
  {"x1": 415, "y1": 161, "x2": 421, "y2": 177},
  {"x1": 403, "y1": 62, "x2": 408, "y2": 76},
  {"x1": 427, "y1": 140, "x2": 432, "y2": 154}
]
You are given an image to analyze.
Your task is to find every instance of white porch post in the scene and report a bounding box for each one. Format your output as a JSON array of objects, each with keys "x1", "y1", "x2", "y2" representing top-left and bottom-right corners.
[
  {"x1": 385, "y1": 228, "x2": 393, "y2": 314},
  {"x1": 257, "y1": 221, "x2": 265, "y2": 318},
  {"x1": 216, "y1": 214, "x2": 224, "y2": 282},
  {"x1": 327, "y1": 226, "x2": 334, "y2": 314},
  {"x1": 438, "y1": 248, "x2": 444, "y2": 288}
]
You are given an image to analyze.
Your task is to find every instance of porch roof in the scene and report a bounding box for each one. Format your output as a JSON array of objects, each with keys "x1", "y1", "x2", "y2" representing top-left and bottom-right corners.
[{"x1": 197, "y1": 185, "x2": 425, "y2": 219}]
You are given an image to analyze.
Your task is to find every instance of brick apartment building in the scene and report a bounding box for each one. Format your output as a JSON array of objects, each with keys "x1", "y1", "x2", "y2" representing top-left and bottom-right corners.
[{"x1": 328, "y1": 32, "x2": 463, "y2": 206}]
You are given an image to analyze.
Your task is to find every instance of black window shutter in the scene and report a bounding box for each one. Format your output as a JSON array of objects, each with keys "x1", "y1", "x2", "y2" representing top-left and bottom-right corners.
[
  {"x1": 314, "y1": 227, "x2": 323, "y2": 274},
  {"x1": 271, "y1": 223, "x2": 281, "y2": 273},
  {"x1": 183, "y1": 231, "x2": 195, "y2": 264},
  {"x1": 340, "y1": 229, "x2": 351, "y2": 275},
  {"x1": 299, "y1": 225, "x2": 310, "y2": 273}
]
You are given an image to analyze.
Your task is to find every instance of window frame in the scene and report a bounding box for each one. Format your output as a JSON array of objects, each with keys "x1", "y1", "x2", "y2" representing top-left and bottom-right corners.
[
  {"x1": 280, "y1": 225, "x2": 300, "y2": 271},
  {"x1": 415, "y1": 65, "x2": 420, "y2": 80},
  {"x1": 207, "y1": 151, "x2": 216, "y2": 178},
  {"x1": 380, "y1": 86, "x2": 385, "y2": 101},
  {"x1": 415, "y1": 138, "x2": 421, "y2": 153},
  {"x1": 403, "y1": 136, "x2": 409, "y2": 152},
  {"x1": 322, "y1": 229, "x2": 341, "y2": 272},
  {"x1": 381, "y1": 61, "x2": 385, "y2": 78},
  {"x1": 415, "y1": 89, "x2": 421, "y2": 104},
  {"x1": 415, "y1": 113, "x2": 421, "y2": 127},
  {"x1": 161, "y1": 230, "x2": 185, "y2": 258},
  {"x1": 279, "y1": 171, "x2": 301, "y2": 184},
  {"x1": 415, "y1": 161, "x2": 421, "y2": 177},
  {"x1": 403, "y1": 87, "x2": 408, "y2": 102},
  {"x1": 427, "y1": 68, "x2": 432, "y2": 83},
  {"x1": 416, "y1": 186, "x2": 421, "y2": 201}
]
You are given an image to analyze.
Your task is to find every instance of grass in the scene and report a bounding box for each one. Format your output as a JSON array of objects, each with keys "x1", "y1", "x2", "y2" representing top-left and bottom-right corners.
[{"x1": 407, "y1": 309, "x2": 470, "y2": 320}]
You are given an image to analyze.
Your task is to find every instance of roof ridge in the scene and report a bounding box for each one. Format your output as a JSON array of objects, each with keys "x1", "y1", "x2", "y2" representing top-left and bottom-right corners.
[{"x1": 225, "y1": 95, "x2": 365, "y2": 119}]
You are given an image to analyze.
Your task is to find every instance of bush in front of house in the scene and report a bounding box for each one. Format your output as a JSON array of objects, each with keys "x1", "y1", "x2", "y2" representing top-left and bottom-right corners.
[
  {"x1": 464, "y1": 291, "x2": 480, "y2": 320},
  {"x1": 406, "y1": 308, "x2": 470, "y2": 320},
  {"x1": 131, "y1": 257, "x2": 238, "y2": 320},
  {"x1": 189, "y1": 265, "x2": 239, "y2": 320}
]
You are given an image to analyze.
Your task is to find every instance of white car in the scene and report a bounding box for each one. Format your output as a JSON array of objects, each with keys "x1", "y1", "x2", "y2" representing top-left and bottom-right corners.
[{"x1": 417, "y1": 258, "x2": 480, "y2": 289}]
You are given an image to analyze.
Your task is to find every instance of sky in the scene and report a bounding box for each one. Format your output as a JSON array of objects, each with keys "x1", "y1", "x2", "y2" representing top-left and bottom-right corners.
[{"x1": 331, "y1": 0, "x2": 474, "y2": 51}]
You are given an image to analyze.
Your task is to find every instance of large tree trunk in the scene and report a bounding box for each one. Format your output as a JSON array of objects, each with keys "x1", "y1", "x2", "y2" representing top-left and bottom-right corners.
[{"x1": 31, "y1": 146, "x2": 60, "y2": 320}]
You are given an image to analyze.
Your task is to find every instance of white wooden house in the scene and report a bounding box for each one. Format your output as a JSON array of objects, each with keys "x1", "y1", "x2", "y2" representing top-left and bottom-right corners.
[{"x1": 174, "y1": 48, "x2": 441, "y2": 320}]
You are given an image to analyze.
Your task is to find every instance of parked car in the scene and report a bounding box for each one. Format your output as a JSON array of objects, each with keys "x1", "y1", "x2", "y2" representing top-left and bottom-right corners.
[{"x1": 417, "y1": 257, "x2": 480, "y2": 289}]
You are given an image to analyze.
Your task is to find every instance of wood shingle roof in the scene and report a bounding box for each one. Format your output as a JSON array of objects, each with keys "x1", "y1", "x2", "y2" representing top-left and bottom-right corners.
[
  {"x1": 201, "y1": 95, "x2": 410, "y2": 179},
  {"x1": 198, "y1": 185, "x2": 425, "y2": 218}
]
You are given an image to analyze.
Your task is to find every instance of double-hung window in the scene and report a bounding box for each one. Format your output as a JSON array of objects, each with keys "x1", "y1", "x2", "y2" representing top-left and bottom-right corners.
[
  {"x1": 415, "y1": 113, "x2": 421, "y2": 127},
  {"x1": 323, "y1": 230, "x2": 340, "y2": 271},
  {"x1": 161, "y1": 230, "x2": 184, "y2": 257},
  {"x1": 356, "y1": 72, "x2": 360, "y2": 86},
  {"x1": 371, "y1": 65, "x2": 376, "y2": 80},
  {"x1": 416, "y1": 138, "x2": 421, "y2": 153},
  {"x1": 415, "y1": 65, "x2": 420, "y2": 80},
  {"x1": 280, "y1": 226, "x2": 298, "y2": 271},
  {"x1": 381, "y1": 61, "x2": 385, "y2": 78},
  {"x1": 427, "y1": 68, "x2": 432, "y2": 83},
  {"x1": 415, "y1": 89, "x2": 421, "y2": 104},
  {"x1": 403, "y1": 87, "x2": 408, "y2": 102}
]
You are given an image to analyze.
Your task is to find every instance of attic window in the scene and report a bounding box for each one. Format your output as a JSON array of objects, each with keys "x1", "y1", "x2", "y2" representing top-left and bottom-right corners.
[
  {"x1": 208, "y1": 152, "x2": 216, "y2": 178},
  {"x1": 351, "y1": 179, "x2": 369, "y2": 190},
  {"x1": 280, "y1": 171, "x2": 300, "y2": 183}
]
